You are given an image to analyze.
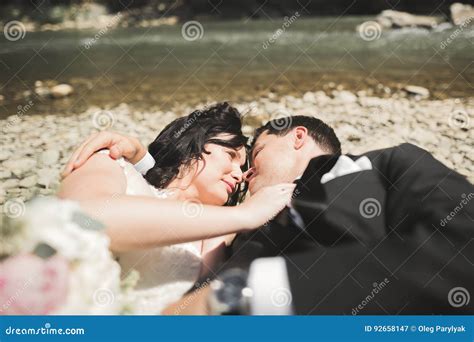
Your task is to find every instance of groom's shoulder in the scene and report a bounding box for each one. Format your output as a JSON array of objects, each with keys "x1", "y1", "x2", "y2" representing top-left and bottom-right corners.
[
  {"x1": 301, "y1": 143, "x2": 435, "y2": 186},
  {"x1": 305, "y1": 143, "x2": 426, "y2": 168},
  {"x1": 354, "y1": 142, "x2": 434, "y2": 170},
  {"x1": 361, "y1": 142, "x2": 428, "y2": 159}
]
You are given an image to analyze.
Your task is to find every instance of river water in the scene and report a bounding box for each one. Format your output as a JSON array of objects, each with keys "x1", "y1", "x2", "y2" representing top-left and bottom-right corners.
[{"x1": 0, "y1": 16, "x2": 472, "y2": 118}]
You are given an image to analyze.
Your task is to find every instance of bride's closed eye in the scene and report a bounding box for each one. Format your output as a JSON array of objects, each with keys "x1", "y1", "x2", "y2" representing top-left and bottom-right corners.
[{"x1": 226, "y1": 149, "x2": 238, "y2": 160}]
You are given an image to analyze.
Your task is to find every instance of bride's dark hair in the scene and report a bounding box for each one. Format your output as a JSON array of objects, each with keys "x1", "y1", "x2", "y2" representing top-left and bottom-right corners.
[{"x1": 144, "y1": 102, "x2": 249, "y2": 205}]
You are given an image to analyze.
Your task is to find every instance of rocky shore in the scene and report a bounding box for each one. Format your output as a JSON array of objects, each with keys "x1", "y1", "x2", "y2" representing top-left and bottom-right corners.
[{"x1": 0, "y1": 90, "x2": 473, "y2": 209}]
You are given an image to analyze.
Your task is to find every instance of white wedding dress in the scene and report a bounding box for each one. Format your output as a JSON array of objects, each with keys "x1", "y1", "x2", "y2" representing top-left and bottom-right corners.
[{"x1": 99, "y1": 151, "x2": 202, "y2": 314}]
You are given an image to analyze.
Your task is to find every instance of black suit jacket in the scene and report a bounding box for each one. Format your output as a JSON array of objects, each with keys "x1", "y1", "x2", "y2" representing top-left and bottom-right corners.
[{"x1": 222, "y1": 143, "x2": 474, "y2": 314}]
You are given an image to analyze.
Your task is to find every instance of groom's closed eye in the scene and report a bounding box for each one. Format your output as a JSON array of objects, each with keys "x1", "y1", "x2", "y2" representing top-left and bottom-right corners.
[{"x1": 251, "y1": 145, "x2": 264, "y2": 163}]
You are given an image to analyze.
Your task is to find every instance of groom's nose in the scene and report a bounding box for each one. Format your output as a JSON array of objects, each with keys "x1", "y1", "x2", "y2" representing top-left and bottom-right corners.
[{"x1": 243, "y1": 167, "x2": 256, "y2": 182}]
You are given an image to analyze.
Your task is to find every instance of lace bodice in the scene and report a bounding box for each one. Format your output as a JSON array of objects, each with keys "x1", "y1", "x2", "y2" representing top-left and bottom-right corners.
[{"x1": 98, "y1": 150, "x2": 202, "y2": 314}]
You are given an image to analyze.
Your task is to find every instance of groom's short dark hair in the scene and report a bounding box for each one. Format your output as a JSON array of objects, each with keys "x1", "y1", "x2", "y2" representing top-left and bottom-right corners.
[{"x1": 253, "y1": 115, "x2": 341, "y2": 154}]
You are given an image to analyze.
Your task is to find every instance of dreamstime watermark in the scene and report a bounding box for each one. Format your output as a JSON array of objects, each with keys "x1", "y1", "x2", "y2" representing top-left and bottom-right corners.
[
  {"x1": 4, "y1": 100, "x2": 35, "y2": 131},
  {"x1": 269, "y1": 109, "x2": 293, "y2": 131},
  {"x1": 92, "y1": 110, "x2": 115, "y2": 130},
  {"x1": 83, "y1": 12, "x2": 122, "y2": 49},
  {"x1": 173, "y1": 278, "x2": 211, "y2": 314},
  {"x1": 448, "y1": 109, "x2": 470, "y2": 130},
  {"x1": 358, "y1": 21, "x2": 382, "y2": 41},
  {"x1": 271, "y1": 287, "x2": 292, "y2": 307},
  {"x1": 352, "y1": 278, "x2": 390, "y2": 315},
  {"x1": 182, "y1": 199, "x2": 204, "y2": 218},
  {"x1": 181, "y1": 21, "x2": 204, "y2": 41},
  {"x1": 92, "y1": 287, "x2": 115, "y2": 307},
  {"x1": 3, "y1": 198, "x2": 26, "y2": 219},
  {"x1": 0, "y1": 277, "x2": 32, "y2": 313},
  {"x1": 448, "y1": 287, "x2": 470, "y2": 308},
  {"x1": 174, "y1": 110, "x2": 202, "y2": 138},
  {"x1": 71, "y1": 193, "x2": 119, "y2": 231},
  {"x1": 5, "y1": 323, "x2": 85, "y2": 336},
  {"x1": 359, "y1": 198, "x2": 382, "y2": 219},
  {"x1": 440, "y1": 16, "x2": 474, "y2": 50},
  {"x1": 440, "y1": 193, "x2": 473, "y2": 227},
  {"x1": 262, "y1": 11, "x2": 300, "y2": 49},
  {"x1": 3, "y1": 20, "x2": 26, "y2": 41},
  {"x1": 240, "y1": 102, "x2": 260, "y2": 120}
]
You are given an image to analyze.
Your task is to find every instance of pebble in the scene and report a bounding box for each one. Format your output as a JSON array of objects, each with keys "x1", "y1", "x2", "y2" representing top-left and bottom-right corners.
[
  {"x1": 332, "y1": 90, "x2": 358, "y2": 103},
  {"x1": 50, "y1": 84, "x2": 74, "y2": 98},
  {"x1": 19, "y1": 175, "x2": 38, "y2": 188},
  {"x1": 302, "y1": 92, "x2": 317, "y2": 104},
  {"x1": 403, "y1": 85, "x2": 430, "y2": 98},
  {"x1": 37, "y1": 169, "x2": 58, "y2": 188},
  {"x1": 0, "y1": 170, "x2": 12, "y2": 179},
  {"x1": 40, "y1": 150, "x2": 60, "y2": 166},
  {"x1": 2, "y1": 158, "x2": 37, "y2": 178},
  {"x1": 0, "y1": 150, "x2": 12, "y2": 161},
  {"x1": 2, "y1": 179, "x2": 20, "y2": 190},
  {"x1": 452, "y1": 153, "x2": 464, "y2": 165}
]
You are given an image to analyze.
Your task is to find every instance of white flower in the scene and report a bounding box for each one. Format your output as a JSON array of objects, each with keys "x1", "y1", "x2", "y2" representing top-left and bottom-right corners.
[{"x1": 2, "y1": 197, "x2": 125, "y2": 314}]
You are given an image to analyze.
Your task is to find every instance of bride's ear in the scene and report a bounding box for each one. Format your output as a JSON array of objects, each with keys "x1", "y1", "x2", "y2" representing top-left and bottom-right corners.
[{"x1": 293, "y1": 126, "x2": 308, "y2": 150}]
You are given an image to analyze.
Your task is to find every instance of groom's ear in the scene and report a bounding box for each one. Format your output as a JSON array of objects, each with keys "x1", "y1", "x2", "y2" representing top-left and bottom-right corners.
[{"x1": 293, "y1": 126, "x2": 308, "y2": 150}]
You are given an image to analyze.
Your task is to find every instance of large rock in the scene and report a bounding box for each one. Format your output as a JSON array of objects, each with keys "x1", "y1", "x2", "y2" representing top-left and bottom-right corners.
[
  {"x1": 376, "y1": 10, "x2": 442, "y2": 29},
  {"x1": 50, "y1": 84, "x2": 74, "y2": 99},
  {"x1": 450, "y1": 3, "x2": 474, "y2": 26}
]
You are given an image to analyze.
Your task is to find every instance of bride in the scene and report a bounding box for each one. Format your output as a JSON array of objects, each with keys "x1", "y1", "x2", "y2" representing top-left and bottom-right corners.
[{"x1": 58, "y1": 102, "x2": 295, "y2": 314}]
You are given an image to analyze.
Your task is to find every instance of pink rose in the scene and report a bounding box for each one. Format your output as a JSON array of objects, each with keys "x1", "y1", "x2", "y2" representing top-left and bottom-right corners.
[{"x1": 0, "y1": 254, "x2": 69, "y2": 315}]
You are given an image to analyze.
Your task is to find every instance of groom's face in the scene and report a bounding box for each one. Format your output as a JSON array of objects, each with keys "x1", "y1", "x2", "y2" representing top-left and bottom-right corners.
[{"x1": 246, "y1": 130, "x2": 298, "y2": 194}]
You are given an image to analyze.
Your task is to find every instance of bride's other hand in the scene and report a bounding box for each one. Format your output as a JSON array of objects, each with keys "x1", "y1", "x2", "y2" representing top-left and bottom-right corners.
[
  {"x1": 61, "y1": 131, "x2": 146, "y2": 178},
  {"x1": 238, "y1": 183, "x2": 296, "y2": 229}
]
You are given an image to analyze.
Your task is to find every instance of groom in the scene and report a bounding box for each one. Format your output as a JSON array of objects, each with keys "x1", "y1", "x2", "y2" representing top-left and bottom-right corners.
[{"x1": 63, "y1": 116, "x2": 474, "y2": 315}]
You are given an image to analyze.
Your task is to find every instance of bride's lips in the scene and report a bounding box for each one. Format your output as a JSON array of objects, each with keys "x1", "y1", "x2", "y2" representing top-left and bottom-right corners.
[{"x1": 222, "y1": 180, "x2": 235, "y2": 193}]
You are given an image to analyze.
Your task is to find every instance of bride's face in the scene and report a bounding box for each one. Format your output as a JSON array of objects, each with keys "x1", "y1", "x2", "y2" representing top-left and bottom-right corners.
[{"x1": 191, "y1": 137, "x2": 247, "y2": 206}]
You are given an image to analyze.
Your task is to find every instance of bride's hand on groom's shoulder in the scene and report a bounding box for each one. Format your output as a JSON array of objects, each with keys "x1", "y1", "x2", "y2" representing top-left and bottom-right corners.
[
  {"x1": 238, "y1": 183, "x2": 296, "y2": 230},
  {"x1": 61, "y1": 131, "x2": 146, "y2": 178}
]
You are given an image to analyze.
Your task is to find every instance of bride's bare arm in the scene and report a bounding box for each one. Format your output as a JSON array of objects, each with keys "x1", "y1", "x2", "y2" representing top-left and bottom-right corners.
[{"x1": 58, "y1": 154, "x2": 295, "y2": 252}]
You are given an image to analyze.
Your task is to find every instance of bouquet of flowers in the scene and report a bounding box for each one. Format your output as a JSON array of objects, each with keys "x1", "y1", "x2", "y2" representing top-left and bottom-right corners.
[{"x1": 0, "y1": 197, "x2": 135, "y2": 315}]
